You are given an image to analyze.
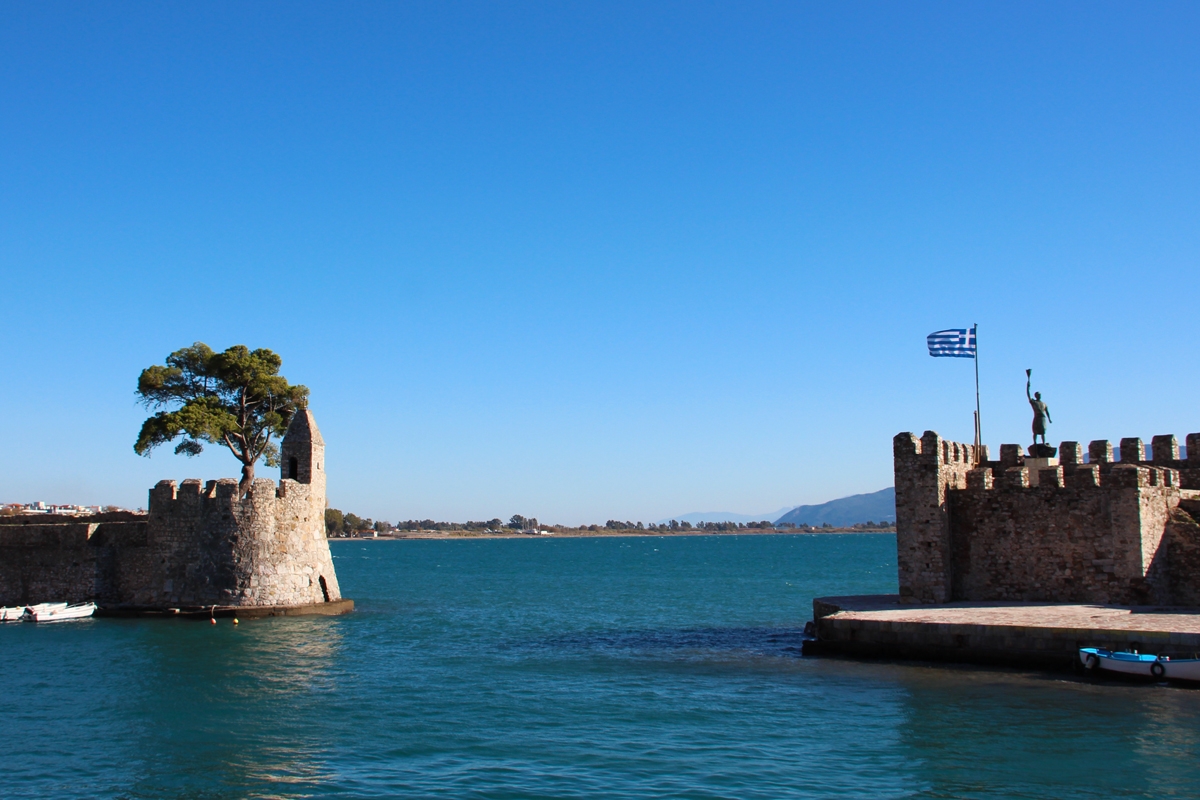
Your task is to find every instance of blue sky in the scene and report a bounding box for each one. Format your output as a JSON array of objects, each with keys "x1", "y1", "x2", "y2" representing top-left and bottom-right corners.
[{"x1": 2, "y1": 2, "x2": 1197, "y2": 525}]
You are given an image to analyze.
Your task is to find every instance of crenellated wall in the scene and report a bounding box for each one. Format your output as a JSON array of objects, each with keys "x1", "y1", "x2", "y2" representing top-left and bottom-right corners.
[
  {"x1": 895, "y1": 430, "x2": 1200, "y2": 605},
  {"x1": 0, "y1": 409, "x2": 343, "y2": 610}
]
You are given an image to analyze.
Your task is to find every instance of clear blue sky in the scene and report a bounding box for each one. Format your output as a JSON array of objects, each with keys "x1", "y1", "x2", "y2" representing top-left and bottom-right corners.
[{"x1": 2, "y1": 2, "x2": 1197, "y2": 525}]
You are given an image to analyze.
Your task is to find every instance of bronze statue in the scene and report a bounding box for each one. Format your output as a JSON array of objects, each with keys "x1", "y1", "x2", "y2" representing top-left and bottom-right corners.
[{"x1": 1026, "y1": 369, "x2": 1051, "y2": 446}]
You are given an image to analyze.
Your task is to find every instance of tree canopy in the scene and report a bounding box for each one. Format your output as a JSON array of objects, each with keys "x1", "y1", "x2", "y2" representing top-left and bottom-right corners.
[{"x1": 134, "y1": 343, "x2": 309, "y2": 490}]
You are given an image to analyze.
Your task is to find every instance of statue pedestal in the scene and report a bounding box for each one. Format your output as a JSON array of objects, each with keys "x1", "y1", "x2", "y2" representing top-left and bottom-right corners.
[
  {"x1": 1024, "y1": 457, "x2": 1059, "y2": 486},
  {"x1": 1028, "y1": 443, "x2": 1057, "y2": 458}
]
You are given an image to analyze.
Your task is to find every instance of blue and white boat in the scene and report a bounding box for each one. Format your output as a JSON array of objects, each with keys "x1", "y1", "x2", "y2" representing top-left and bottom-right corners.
[{"x1": 1079, "y1": 647, "x2": 1200, "y2": 683}]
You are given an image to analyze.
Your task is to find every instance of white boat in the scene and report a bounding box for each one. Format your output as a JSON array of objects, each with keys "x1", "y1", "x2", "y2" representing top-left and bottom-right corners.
[
  {"x1": 1, "y1": 602, "x2": 67, "y2": 621},
  {"x1": 1080, "y1": 647, "x2": 1200, "y2": 683},
  {"x1": 22, "y1": 602, "x2": 96, "y2": 623}
]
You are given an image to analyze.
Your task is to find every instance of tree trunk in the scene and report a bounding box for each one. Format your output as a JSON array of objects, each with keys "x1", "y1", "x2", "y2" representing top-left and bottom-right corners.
[{"x1": 240, "y1": 460, "x2": 255, "y2": 494}]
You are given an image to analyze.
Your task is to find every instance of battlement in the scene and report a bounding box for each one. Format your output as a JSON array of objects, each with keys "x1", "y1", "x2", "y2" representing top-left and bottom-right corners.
[
  {"x1": 895, "y1": 428, "x2": 1200, "y2": 606},
  {"x1": 896, "y1": 431, "x2": 1200, "y2": 495},
  {"x1": 962, "y1": 461, "x2": 1183, "y2": 493},
  {"x1": 147, "y1": 476, "x2": 317, "y2": 516},
  {"x1": 892, "y1": 431, "x2": 983, "y2": 465}
]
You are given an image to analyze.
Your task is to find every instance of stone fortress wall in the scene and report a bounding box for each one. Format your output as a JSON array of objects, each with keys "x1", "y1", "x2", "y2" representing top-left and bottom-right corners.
[
  {"x1": 895, "y1": 430, "x2": 1200, "y2": 607},
  {"x1": 0, "y1": 409, "x2": 343, "y2": 610}
]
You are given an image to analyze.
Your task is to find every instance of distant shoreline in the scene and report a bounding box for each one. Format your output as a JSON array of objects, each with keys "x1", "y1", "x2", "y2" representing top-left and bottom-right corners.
[{"x1": 331, "y1": 528, "x2": 895, "y2": 542}]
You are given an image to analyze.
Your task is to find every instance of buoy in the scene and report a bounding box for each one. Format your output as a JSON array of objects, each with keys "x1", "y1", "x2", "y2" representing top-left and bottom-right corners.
[
  {"x1": 233, "y1": 618, "x2": 239, "y2": 625},
  {"x1": 210, "y1": 618, "x2": 217, "y2": 625}
]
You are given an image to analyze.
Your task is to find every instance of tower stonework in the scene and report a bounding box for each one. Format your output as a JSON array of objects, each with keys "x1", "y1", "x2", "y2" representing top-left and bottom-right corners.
[
  {"x1": 894, "y1": 429, "x2": 1200, "y2": 606},
  {"x1": 281, "y1": 408, "x2": 325, "y2": 497},
  {"x1": 894, "y1": 432, "x2": 980, "y2": 604},
  {"x1": 0, "y1": 408, "x2": 347, "y2": 612}
]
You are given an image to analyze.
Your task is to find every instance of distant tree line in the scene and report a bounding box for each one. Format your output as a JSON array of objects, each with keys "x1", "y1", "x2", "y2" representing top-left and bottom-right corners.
[
  {"x1": 694, "y1": 520, "x2": 776, "y2": 531},
  {"x1": 323, "y1": 509, "x2": 894, "y2": 538},
  {"x1": 785, "y1": 520, "x2": 895, "y2": 531},
  {"x1": 325, "y1": 508, "x2": 393, "y2": 536},
  {"x1": 392, "y1": 518, "x2": 507, "y2": 532},
  {"x1": 325, "y1": 514, "x2": 552, "y2": 535},
  {"x1": 602, "y1": 520, "x2": 781, "y2": 531}
]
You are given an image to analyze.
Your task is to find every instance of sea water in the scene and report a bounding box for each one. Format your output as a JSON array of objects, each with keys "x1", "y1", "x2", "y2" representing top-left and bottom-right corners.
[{"x1": 2, "y1": 533, "x2": 1199, "y2": 799}]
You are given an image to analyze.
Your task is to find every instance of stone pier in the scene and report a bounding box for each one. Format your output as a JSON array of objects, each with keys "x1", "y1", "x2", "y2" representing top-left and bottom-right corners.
[
  {"x1": 803, "y1": 595, "x2": 1200, "y2": 669},
  {"x1": 802, "y1": 427, "x2": 1200, "y2": 670}
]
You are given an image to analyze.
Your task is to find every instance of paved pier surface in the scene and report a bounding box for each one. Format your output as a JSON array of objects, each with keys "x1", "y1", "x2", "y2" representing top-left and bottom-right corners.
[{"x1": 805, "y1": 595, "x2": 1200, "y2": 669}]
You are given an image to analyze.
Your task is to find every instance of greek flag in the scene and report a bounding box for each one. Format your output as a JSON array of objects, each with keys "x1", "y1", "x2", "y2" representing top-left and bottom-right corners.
[{"x1": 927, "y1": 327, "x2": 976, "y2": 358}]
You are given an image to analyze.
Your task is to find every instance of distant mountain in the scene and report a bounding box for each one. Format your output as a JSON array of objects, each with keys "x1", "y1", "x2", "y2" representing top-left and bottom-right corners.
[
  {"x1": 773, "y1": 488, "x2": 895, "y2": 527},
  {"x1": 662, "y1": 489, "x2": 896, "y2": 528},
  {"x1": 661, "y1": 508, "x2": 794, "y2": 525}
]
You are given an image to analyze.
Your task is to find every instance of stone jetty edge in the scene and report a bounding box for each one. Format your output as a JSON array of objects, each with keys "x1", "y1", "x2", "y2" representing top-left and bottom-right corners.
[
  {"x1": 95, "y1": 598, "x2": 355, "y2": 619},
  {"x1": 802, "y1": 594, "x2": 1200, "y2": 670}
]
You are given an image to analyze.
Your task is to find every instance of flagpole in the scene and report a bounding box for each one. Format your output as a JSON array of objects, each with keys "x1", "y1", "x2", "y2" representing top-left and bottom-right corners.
[{"x1": 973, "y1": 323, "x2": 982, "y2": 461}]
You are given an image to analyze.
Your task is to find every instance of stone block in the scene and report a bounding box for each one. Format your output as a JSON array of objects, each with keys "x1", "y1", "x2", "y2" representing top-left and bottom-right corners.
[
  {"x1": 1120, "y1": 438, "x2": 1145, "y2": 463},
  {"x1": 1108, "y1": 464, "x2": 1146, "y2": 488},
  {"x1": 1004, "y1": 466, "x2": 1030, "y2": 489},
  {"x1": 1089, "y1": 440, "x2": 1114, "y2": 463},
  {"x1": 999, "y1": 444, "x2": 1024, "y2": 468},
  {"x1": 1152, "y1": 435, "x2": 1180, "y2": 463},
  {"x1": 1188, "y1": 433, "x2": 1200, "y2": 464},
  {"x1": 1059, "y1": 442, "x2": 1084, "y2": 465},
  {"x1": 966, "y1": 467, "x2": 994, "y2": 491},
  {"x1": 921, "y1": 430, "x2": 942, "y2": 463},
  {"x1": 1038, "y1": 467, "x2": 1064, "y2": 488}
]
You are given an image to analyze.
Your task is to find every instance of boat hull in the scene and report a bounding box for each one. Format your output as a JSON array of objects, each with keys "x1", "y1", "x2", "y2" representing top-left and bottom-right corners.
[
  {"x1": 24, "y1": 602, "x2": 96, "y2": 623},
  {"x1": 2, "y1": 603, "x2": 68, "y2": 621},
  {"x1": 1080, "y1": 647, "x2": 1200, "y2": 683}
]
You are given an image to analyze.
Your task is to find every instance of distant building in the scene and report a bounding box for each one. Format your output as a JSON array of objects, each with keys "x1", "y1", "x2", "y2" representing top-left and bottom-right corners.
[{"x1": 2, "y1": 502, "x2": 105, "y2": 516}]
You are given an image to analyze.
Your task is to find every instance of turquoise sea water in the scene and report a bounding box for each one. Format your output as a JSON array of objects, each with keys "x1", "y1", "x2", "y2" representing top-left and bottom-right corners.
[{"x1": 3, "y1": 533, "x2": 1200, "y2": 799}]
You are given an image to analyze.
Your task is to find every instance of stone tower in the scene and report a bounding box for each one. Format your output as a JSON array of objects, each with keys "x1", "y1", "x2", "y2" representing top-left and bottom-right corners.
[
  {"x1": 136, "y1": 406, "x2": 342, "y2": 608},
  {"x1": 277, "y1": 410, "x2": 321, "y2": 496},
  {"x1": 281, "y1": 407, "x2": 325, "y2": 497},
  {"x1": 893, "y1": 432, "x2": 979, "y2": 604},
  {"x1": 0, "y1": 405, "x2": 349, "y2": 612}
]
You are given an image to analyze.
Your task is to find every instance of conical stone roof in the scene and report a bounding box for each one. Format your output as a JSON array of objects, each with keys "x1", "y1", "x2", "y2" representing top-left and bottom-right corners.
[{"x1": 284, "y1": 407, "x2": 323, "y2": 447}]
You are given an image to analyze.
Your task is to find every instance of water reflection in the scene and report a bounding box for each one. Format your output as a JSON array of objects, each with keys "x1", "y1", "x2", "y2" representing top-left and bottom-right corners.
[
  {"x1": 505, "y1": 624, "x2": 811, "y2": 661},
  {"x1": 1131, "y1": 689, "x2": 1200, "y2": 796},
  {"x1": 118, "y1": 616, "x2": 347, "y2": 799},
  {"x1": 877, "y1": 661, "x2": 1200, "y2": 799}
]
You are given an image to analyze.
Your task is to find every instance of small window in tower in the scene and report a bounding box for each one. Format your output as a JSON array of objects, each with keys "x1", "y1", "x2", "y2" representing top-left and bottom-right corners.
[
  {"x1": 289, "y1": 457, "x2": 298, "y2": 480},
  {"x1": 319, "y1": 575, "x2": 331, "y2": 603}
]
